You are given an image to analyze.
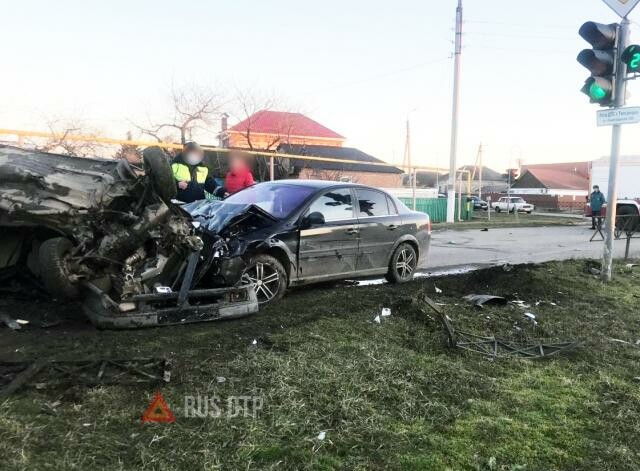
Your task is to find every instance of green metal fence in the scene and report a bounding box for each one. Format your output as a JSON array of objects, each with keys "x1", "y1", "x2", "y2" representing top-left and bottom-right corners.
[{"x1": 399, "y1": 197, "x2": 473, "y2": 222}]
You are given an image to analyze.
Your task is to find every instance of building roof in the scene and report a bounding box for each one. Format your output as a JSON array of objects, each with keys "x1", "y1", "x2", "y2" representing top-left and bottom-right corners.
[
  {"x1": 228, "y1": 110, "x2": 345, "y2": 139},
  {"x1": 279, "y1": 143, "x2": 402, "y2": 174},
  {"x1": 441, "y1": 165, "x2": 505, "y2": 182},
  {"x1": 521, "y1": 161, "x2": 590, "y2": 179},
  {"x1": 511, "y1": 168, "x2": 589, "y2": 191}
]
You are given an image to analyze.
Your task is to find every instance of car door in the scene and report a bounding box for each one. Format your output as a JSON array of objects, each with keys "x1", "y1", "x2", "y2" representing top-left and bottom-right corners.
[
  {"x1": 297, "y1": 188, "x2": 359, "y2": 281},
  {"x1": 354, "y1": 188, "x2": 401, "y2": 271}
]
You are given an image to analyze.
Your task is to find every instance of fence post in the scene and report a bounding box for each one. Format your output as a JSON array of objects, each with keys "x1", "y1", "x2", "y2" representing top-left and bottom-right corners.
[{"x1": 269, "y1": 156, "x2": 275, "y2": 181}]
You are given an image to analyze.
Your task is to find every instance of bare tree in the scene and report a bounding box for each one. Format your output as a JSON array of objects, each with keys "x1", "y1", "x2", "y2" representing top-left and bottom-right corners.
[
  {"x1": 134, "y1": 82, "x2": 227, "y2": 145},
  {"x1": 229, "y1": 89, "x2": 298, "y2": 180},
  {"x1": 28, "y1": 116, "x2": 104, "y2": 157}
]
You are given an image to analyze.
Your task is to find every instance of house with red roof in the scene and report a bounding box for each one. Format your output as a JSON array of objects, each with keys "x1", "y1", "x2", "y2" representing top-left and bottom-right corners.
[
  {"x1": 510, "y1": 161, "x2": 590, "y2": 210},
  {"x1": 222, "y1": 110, "x2": 345, "y2": 150}
]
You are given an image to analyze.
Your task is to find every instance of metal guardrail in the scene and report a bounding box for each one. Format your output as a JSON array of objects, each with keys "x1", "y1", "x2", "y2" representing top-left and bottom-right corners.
[{"x1": 590, "y1": 213, "x2": 640, "y2": 259}]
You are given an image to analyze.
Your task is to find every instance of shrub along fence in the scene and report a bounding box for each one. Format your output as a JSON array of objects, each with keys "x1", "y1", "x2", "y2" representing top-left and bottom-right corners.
[{"x1": 398, "y1": 197, "x2": 473, "y2": 223}]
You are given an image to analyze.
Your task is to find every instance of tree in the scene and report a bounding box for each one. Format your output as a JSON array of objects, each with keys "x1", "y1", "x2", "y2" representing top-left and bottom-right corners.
[
  {"x1": 134, "y1": 82, "x2": 227, "y2": 145},
  {"x1": 29, "y1": 117, "x2": 104, "y2": 157}
]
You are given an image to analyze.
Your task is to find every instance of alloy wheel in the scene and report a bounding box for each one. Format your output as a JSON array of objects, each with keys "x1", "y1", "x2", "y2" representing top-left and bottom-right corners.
[
  {"x1": 241, "y1": 261, "x2": 281, "y2": 303},
  {"x1": 395, "y1": 248, "x2": 415, "y2": 280}
]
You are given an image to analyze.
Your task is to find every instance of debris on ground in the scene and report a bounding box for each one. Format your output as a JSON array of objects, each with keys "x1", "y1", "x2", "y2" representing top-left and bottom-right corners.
[
  {"x1": 251, "y1": 339, "x2": 258, "y2": 346},
  {"x1": 317, "y1": 431, "x2": 326, "y2": 441},
  {"x1": 0, "y1": 358, "x2": 171, "y2": 397},
  {"x1": 423, "y1": 296, "x2": 581, "y2": 359},
  {"x1": 435, "y1": 286, "x2": 443, "y2": 294},
  {"x1": 481, "y1": 228, "x2": 489, "y2": 232},
  {"x1": 523, "y1": 312, "x2": 538, "y2": 326},
  {"x1": 373, "y1": 315, "x2": 381, "y2": 324},
  {"x1": 216, "y1": 376, "x2": 226, "y2": 384},
  {"x1": 381, "y1": 308, "x2": 391, "y2": 317},
  {"x1": 502, "y1": 263, "x2": 513, "y2": 272},
  {"x1": 588, "y1": 267, "x2": 601, "y2": 275},
  {"x1": 0, "y1": 313, "x2": 22, "y2": 331},
  {"x1": 463, "y1": 294, "x2": 507, "y2": 308}
]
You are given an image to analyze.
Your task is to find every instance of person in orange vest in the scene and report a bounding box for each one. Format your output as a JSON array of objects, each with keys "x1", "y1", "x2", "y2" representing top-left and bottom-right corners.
[
  {"x1": 171, "y1": 142, "x2": 217, "y2": 203},
  {"x1": 223, "y1": 151, "x2": 255, "y2": 196}
]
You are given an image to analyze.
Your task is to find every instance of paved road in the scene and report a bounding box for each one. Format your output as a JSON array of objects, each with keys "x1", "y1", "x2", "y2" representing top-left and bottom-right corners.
[{"x1": 421, "y1": 224, "x2": 639, "y2": 273}]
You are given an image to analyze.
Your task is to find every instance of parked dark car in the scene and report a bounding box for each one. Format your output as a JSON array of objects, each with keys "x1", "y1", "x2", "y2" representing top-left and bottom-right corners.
[
  {"x1": 467, "y1": 196, "x2": 488, "y2": 210},
  {"x1": 186, "y1": 180, "x2": 432, "y2": 304}
]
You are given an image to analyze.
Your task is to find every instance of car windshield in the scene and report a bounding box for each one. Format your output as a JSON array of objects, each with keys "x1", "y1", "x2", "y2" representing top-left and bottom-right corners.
[
  {"x1": 224, "y1": 183, "x2": 317, "y2": 219},
  {"x1": 511, "y1": 198, "x2": 525, "y2": 203}
]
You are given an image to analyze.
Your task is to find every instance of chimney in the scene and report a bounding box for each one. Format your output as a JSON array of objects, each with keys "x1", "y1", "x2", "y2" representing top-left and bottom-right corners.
[{"x1": 219, "y1": 113, "x2": 229, "y2": 148}]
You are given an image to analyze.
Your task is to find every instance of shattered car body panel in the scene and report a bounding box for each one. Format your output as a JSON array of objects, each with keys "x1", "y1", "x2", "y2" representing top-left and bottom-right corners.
[{"x1": 0, "y1": 145, "x2": 258, "y2": 329}]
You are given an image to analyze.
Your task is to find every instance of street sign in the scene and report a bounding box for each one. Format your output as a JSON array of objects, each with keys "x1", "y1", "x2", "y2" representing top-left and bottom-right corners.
[
  {"x1": 597, "y1": 106, "x2": 640, "y2": 126},
  {"x1": 602, "y1": 0, "x2": 640, "y2": 18}
]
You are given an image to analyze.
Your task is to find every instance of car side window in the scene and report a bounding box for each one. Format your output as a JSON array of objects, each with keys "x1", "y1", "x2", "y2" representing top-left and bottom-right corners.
[
  {"x1": 356, "y1": 189, "x2": 390, "y2": 217},
  {"x1": 306, "y1": 188, "x2": 354, "y2": 222}
]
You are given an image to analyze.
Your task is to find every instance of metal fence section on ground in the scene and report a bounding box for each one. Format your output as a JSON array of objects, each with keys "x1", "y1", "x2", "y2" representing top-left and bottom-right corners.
[{"x1": 398, "y1": 197, "x2": 473, "y2": 222}]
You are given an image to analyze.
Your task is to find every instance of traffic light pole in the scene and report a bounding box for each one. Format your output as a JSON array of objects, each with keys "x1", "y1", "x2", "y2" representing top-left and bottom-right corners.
[
  {"x1": 602, "y1": 17, "x2": 630, "y2": 281},
  {"x1": 446, "y1": 0, "x2": 463, "y2": 223}
]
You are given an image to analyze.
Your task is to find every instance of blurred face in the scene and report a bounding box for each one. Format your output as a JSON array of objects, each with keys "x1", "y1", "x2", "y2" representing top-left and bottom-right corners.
[
  {"x1": 185, "y1": 149, "x2": 204, "y2": 165},
  {"x1": 230, "y1": 154, "x2": 244, "y2": 171},
  {"x1": 593, "y1": 186, "x2": 599, "y2": 192}
]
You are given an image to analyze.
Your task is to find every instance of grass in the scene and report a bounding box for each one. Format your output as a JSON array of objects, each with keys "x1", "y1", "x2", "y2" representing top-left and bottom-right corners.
[
  {"x1": 434, "y1": 211, "x2": 585, "y2": 231},
  {"x1": 1, "y1": 259, "x2": 640, "y2": 470}
]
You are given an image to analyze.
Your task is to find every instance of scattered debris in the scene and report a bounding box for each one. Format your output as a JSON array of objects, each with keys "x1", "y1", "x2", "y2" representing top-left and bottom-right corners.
[
  {"x1": 463, "y1": 294, "x2": 507, "y2": 308},
  {"x1": 502, "y1": 263, "x2": 513, "y2": 272},
  {"x1": 251, "y1": 339, "x2": 258, "y2": 346},
  {"x1": 626, "y1": 263, "x2": 637, "y2": 268},
  {"x1": 317, "y1": 431, "x2": 326, "y2": 441},
  {"x1": 373, "y1": 315, "x2": 381, "y2": 324},
  {"x1": 481, "y1": 228, "x2": 489, "y2": 232},
  {"x1": 523, "y1": 312, "x2": 538, "y2": 326},
  {"x1": 0, "y1": 313, "x2": 22, "y2": 330},
  {"x1": 511, "y1": 300, "x2": 531, "y2": 309},
  {"x1": 448, "y1": 241, "x2": 457, "y2": 245},
  {"x1": 381, "y1": 308, "x2": 391, "y2": 317},
  {"x1": 216, "y1": 376, "x2": 226, "y2": 384},
  {"x1": 588, "y1": 267, "x2": 601, "y2": 275},
  {"x1": 423, "y1": 296, "x2": 581, "y2": 359},
  {"x1": 435, "y1": 286, "x2": 443, "y2": 294},
  {"x1": 0, "y1": 358, "x2": 171, "y2": 397}
]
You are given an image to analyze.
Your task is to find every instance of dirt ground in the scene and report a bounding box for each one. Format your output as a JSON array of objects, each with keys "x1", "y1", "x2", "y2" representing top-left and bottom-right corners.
[{"x1": 1, "y1": 260, "x2": 640, "y2": 470}]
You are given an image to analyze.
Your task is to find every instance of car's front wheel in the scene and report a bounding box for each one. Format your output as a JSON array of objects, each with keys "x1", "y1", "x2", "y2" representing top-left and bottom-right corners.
[
  {"x1": 240, "y1": 254, "x2": 287, "y2": 305},
  {"x1": 386, "y1": 243, "x2": 417, "y2": 283},
  {"x1": 495, "y1": 207, "x2": 501, "y2": 213}
]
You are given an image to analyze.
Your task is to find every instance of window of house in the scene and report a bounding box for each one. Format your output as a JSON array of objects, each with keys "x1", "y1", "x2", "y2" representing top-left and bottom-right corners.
[
  {"x1": 356, "y1": 189, "x2": 390, "y2": 217},
  {"x1": 306, "y1": 188, "x2": 354, "y2": 222}
]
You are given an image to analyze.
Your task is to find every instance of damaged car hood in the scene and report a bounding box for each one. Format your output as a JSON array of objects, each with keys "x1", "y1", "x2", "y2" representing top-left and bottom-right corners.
[{"x1": 184, "y1": 200, "x2": 278, "y2": 235}]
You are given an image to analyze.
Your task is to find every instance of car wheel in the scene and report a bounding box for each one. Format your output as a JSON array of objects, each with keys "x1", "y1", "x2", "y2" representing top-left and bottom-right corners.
[
  {"x1": 526, "y1": 211, "x2": 532, "y2": 214},
  {"x1": 240, "y1": 254, "x2": 287, "y2": 304},
  {"x1": 143, "y1": 146, "x2": 177, "y2": 203},
  {"x1": 386, "y1": 243, "x2": 417, "y2": 283},
  {"x1": 39, "y1": 237, "x2": 80, "y2": 299}
]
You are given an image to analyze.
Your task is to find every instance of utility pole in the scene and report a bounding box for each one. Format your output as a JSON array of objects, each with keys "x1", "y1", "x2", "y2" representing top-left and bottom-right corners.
[
  {"x1": 602, "y1": 18, "x2": 630, "y2": 281},
  {"x1": 403, "y1": 119, "x2": 417, "y2": 210},
  {"x1": 446, "y1": 0, "x2": 463, "y2": 223}
]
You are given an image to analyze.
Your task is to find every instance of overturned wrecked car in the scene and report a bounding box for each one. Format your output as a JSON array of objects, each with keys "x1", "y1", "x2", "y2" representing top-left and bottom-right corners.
[{"x1": 0, "y1": 145, "x2": 258, "y2": 328}]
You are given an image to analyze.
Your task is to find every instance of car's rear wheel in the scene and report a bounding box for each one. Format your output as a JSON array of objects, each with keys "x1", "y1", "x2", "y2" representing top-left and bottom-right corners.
[
  {"x1": 386, "y1": 243, "x2": 417, "y2": 283},
  {"x1": 240, "y1": 254, "x2": 287, "y2": 304},
  {"x1": 39, "y1": 237, "x2": 80, "y2": 299}
]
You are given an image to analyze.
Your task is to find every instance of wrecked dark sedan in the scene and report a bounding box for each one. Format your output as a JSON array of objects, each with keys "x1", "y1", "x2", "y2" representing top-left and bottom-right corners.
[
  {"x1": 0, "y1": 145, "x2": 258, "y2": 328},
  {"x1": 185, "y1": 180, "x2": 431, "y2": 304}
]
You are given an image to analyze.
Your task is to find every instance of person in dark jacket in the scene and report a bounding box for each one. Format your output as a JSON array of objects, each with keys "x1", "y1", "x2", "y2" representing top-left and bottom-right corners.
[
  {"x1": 589, "y1": 185, "x2": 606, "y2": 230},
  {"x1": 171, "y1": 142, "x2": 217, "y2": 203}
]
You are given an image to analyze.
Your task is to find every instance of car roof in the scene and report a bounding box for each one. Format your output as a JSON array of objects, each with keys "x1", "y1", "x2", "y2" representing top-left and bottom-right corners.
[{"x1": 256, "y1": 179, "x2": 383, "y2": 191}]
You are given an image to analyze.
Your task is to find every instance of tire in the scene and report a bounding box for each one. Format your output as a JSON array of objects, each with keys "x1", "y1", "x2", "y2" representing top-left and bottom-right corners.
[
  {"x1": 240, "y1": 254, "x2": 288, "y2": 305},
  {"x1": 143, "y1": 146, "x2": 177, "y2": 203},
  {"x1": 526, "y1": 211, "x2": 532, "y2": 215},
  {"x1": 385, "y1": 242, "x2": 418, "y2": 284},
  {"x1": 38, "y1": 237, "x2": 80, "y2": 299},
  {"x1": 495, "y1": 207, "x2": 501, "y2": 213}
]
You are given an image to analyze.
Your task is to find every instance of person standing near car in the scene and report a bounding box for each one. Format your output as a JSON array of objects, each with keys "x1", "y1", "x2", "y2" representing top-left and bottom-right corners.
[
  {"x1": 223, "y1": 151, "x2": 255, "y2": 196},
  {"x1": 589, "y1": 185, "x2": 606, "y2": 230},
  {"x1": 171, "y1": 142, "x2": 217, "y2": 203}
]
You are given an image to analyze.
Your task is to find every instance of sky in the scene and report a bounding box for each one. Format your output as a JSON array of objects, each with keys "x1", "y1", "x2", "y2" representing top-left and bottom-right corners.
[{"x1": 2, "y1": 0, "x2": 640, "y2": 172}]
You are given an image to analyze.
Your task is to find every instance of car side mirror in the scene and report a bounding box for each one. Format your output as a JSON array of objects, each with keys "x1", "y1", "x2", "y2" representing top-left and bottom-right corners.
[{"x1": 302, "y1": 211, "x2": 325, "y2": 228}]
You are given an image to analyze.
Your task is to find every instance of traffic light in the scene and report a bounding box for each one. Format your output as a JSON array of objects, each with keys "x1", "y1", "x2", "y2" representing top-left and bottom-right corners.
[
  {"x1": 577, "y1": 21, "x2": 619, "y2": 106},
  {"x1": 622, "y1": 44, "x2": 640, "y2": 73}
]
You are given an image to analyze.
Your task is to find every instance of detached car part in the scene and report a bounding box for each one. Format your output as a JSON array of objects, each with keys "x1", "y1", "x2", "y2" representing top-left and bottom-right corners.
[{"x1": 0, "y1": 145, "x2": 258, "y2": 328}]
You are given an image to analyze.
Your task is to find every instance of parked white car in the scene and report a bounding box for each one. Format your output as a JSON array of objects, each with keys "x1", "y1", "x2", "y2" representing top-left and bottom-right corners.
[{"x1": 492, "y1": 197, "x2": 534, "y2": 214}]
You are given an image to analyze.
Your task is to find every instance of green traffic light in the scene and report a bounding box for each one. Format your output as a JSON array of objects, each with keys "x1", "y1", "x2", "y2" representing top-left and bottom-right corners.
[
  {"x1": 589, "y1": 81, "x2": 607, "y2": 100},
  {"x1": 622, "y1": 44, "x2": 640, "y2": 72}
]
